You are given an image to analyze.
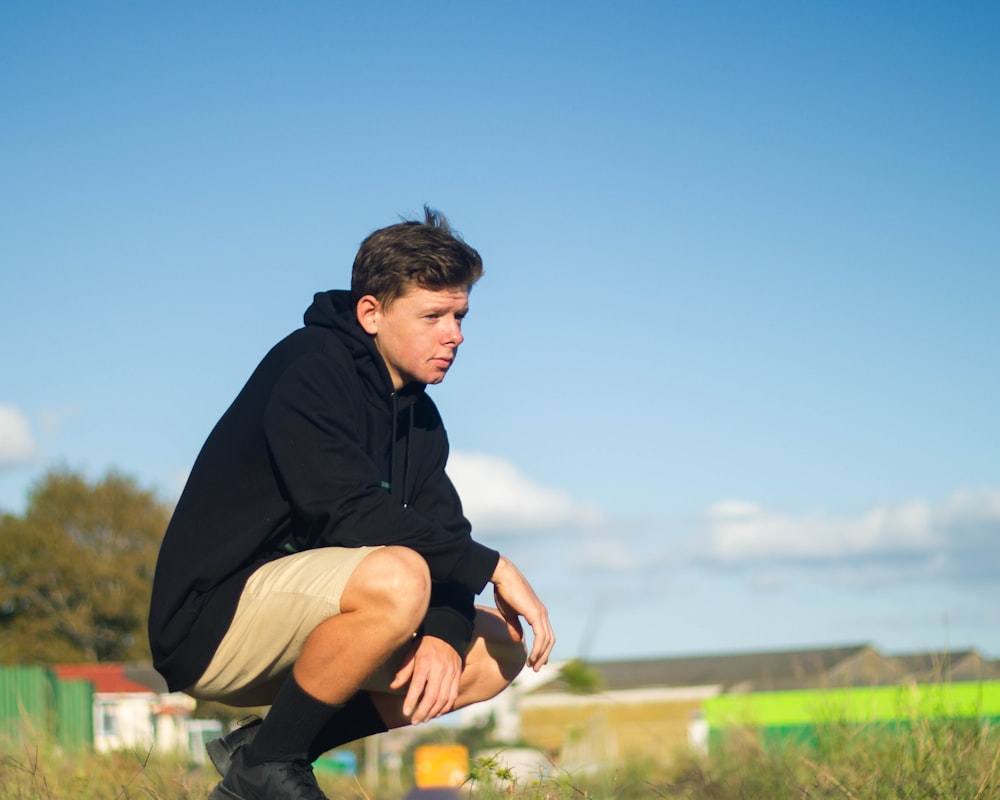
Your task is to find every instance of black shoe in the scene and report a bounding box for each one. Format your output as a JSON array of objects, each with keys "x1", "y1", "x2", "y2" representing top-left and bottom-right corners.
[
  {"x1": 206, "y1": 717, "x2": 263, "y2": 777},
  {"x1": 208, "y1": 746, "x2": 328, "y2": 800}
]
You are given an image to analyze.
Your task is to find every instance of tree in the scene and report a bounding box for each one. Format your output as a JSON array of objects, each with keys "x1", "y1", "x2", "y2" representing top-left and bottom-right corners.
[{"x1": 0, "y1": 468, "x2": 170, "y2": 663}]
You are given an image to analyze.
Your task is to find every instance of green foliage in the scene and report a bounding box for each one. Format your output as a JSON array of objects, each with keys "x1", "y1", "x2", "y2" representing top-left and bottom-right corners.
[
  {"x1": 663, "y1": 716, "x2": 1000, "y2": 800},
  {"x1": 397, "y1": 712, "x2": 502, "y2": 790},
  {"x1": 455, "y1": 710, "x2": 502, "y2": 753},
  {"x1": 467, "y1": 755, "x2": 516, "y2": 795},
  {"x1": 1, "y1": 717, "x2": 998, "y2": 798},
  {"x1": 0, "y1": 468, "x2": 170, "y2": 664},
  {"x1": 559, "y1": 658, "x2": 603, "y2": 694},
  {"x1": 461, "y1": 715, "x2": 1000, "y2": 800}
]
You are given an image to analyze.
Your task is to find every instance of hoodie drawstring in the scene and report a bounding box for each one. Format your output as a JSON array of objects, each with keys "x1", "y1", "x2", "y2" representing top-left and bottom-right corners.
[
  {"x1": 389, "y1": 394, "x2": 414, "y2": 508},
  {"x1": 403, "y1": 403, "x2": 414, "y2": 508}
]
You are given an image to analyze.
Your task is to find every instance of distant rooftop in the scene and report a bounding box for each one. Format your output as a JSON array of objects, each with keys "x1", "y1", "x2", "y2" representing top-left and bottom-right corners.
[
  {"x1": 531, "y1": 644, "x2": 1000, "y2": 695},
  {"x1": 54, "y1": 663, "x2": 168, "y2": 695}
]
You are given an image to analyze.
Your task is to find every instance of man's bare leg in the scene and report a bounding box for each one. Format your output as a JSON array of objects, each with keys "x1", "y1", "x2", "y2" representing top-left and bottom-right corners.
[
  {"x1": 293, "y1": 545, "x2": 432, "y2": 702},
  {"x1": 370, "y1": 606, "x2": 528, "y2": 728},
  {"x1": 241, "y1": 546, "x2": 431, "y2": 766},
  {"x1": 207, "y1": 604, "x2": 528, "y2": 775}
]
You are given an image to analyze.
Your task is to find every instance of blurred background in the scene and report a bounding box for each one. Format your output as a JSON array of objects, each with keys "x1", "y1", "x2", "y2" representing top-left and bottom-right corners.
[{"x1": 2, "y1": 1, "x2": 998, "y2": 665}]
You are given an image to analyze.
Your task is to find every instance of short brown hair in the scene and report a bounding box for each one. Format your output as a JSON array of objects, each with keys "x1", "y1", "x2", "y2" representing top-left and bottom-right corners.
[{"x1": 351, "y1": 206, "x2": 484, "y2": 308}]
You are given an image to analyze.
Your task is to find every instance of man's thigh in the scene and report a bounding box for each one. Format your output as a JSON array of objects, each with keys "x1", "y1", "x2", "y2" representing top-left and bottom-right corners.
[{"x1": 187, "y1": 546, "x2": 382, "y2": 706}]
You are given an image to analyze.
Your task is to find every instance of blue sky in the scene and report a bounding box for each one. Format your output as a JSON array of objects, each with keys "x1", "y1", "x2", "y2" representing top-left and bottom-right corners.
[{"x1": 2, "y1": 2, "x2": 998, "y2": 663}]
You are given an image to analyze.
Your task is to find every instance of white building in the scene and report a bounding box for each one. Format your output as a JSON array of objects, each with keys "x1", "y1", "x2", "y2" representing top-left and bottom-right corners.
[{"x1": 54, "y1": 663, "x2": 219, "y2": 757}]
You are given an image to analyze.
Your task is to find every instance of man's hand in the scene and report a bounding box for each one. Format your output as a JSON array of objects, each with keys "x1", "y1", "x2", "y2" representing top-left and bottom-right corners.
[
  {"x1": 491, "y1": 556, "x2": 555, "y2": 671},
  {"x1": 390, "y1": 635, "x2": 462, "y2": 724}
]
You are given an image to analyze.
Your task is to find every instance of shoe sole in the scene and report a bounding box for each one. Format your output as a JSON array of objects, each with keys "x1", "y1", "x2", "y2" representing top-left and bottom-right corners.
[
  {"x1": 205, "y1": 718, "x2": 262, "y2": 778},
  {"x1": 205, "y1": 738, "x2": 232, "y2": 777},
  {"x1": 207, "y1": 782, "x2": 241, "y2": 800}
]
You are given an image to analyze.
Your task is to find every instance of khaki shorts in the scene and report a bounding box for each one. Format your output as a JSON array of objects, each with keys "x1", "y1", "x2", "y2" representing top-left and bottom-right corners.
[{"x1": 186, "y1": 546, "x2": 407, "y2": 706}]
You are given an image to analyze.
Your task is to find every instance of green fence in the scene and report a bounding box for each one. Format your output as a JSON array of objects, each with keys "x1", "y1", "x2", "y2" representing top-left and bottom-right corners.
[
  {"x1": 0, "y1": 666, "x2": 93, "y2": 752},
  {"x1": 54, "y1": 677, "x2": 94, "y2": 751}
]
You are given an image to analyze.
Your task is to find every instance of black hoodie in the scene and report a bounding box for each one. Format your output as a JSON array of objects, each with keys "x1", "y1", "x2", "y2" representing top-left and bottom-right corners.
[{"x1": 148, "y1": 290, "x2": 500, "y2": 692}]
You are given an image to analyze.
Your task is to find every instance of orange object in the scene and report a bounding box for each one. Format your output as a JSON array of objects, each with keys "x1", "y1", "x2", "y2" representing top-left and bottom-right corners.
[{"x1": 413, "y1": 744, "x2": 469, "y2": 788}]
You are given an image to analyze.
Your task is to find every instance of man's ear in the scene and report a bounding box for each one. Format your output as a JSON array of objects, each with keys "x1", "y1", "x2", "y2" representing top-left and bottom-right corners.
[{"x1": 356, "y1": 295, "x2": 380, "y2": 335}]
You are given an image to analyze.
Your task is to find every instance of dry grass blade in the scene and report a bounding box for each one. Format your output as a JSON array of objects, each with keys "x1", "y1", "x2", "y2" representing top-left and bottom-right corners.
[{"x1": 801, "y1": 756, "x2": 857, "y2": 800}]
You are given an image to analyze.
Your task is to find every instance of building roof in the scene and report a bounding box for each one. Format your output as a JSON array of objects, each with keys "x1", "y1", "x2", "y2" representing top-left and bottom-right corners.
[
  {"x1": 529, "y1": 644, "x2": 997, "y2": 696},
  {"x1": 54, "y1": 663, "x2": 168, "y2": 695},
  {"x1": 891, "y1": 650, "x2": 1000, "y2": 682}
]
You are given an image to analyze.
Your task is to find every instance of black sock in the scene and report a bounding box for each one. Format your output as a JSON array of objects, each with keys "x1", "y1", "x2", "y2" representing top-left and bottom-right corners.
[
  {"x1": 244, "y1": 673, "x2": 343, "y2": 766},
  {"x1": 308, "y1": 691, "x2": 389, "y2": 762}
]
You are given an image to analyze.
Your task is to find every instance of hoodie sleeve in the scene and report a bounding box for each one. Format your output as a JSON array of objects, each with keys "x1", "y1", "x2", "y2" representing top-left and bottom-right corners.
[
  {"x1": 420, "y1": 581, "x2": 477, "y2": 658},
  {"x1": 263, "y1": 349, "x2": 498, "y2": 595}
]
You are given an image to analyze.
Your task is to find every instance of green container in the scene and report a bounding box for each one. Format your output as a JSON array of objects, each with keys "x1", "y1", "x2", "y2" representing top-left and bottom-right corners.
[
  {"x1": 703, "y1": 680, "x2": 1000, "y2": 730},
  {"x1": 0, "y1": 666, "x2": 57, "y2": 747},
  {"x1": 54, "y1": 678, "x2": 93, "y2": 751},
  {"x1": 704, "y1": 681, "x2": 1000, "y2": 757},
  {"x1": 314, "y1": 748, "x2": 358, "y2": 775}
]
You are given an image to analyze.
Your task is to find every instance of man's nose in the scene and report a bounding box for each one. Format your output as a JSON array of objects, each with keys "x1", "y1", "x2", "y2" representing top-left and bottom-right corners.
[{"x1": 445, "y1": 318, "x2": 464, "y2": 346}]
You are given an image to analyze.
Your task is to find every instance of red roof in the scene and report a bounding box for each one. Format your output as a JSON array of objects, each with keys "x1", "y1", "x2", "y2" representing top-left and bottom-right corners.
[{"x1": 54, "y1": 664, "x2": 157, "y2": 695}]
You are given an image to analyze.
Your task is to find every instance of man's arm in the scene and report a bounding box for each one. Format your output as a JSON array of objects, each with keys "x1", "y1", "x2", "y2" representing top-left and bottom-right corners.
[{"x1": 489, "y1": 555, "x2": 555, "y2": 671}]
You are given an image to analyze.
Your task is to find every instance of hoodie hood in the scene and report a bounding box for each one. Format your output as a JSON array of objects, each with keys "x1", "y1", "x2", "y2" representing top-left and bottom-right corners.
[
  {"x1": 303, "y1": 289, "x2": 368, "y2": 345},
  {"x1": 303, "y1": 290, "x2": 397, "y2": 398},
  {"x1": 303, "y1": 290, "x2": 424, "y2": 506}
]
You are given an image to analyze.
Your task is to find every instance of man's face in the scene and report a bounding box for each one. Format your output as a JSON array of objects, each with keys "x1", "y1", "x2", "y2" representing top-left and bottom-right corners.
[{"x1": 358, "y1": 285, "x2": 469, "y2": 390}]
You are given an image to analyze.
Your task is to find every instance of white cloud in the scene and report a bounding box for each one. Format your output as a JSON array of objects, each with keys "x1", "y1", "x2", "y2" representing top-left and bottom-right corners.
[
  {"x1": 37, "y1": 405, "x2": 79, "y2": 436},
  {"x1": 170, "y1": 468, "x2": 192, "y2": 503},
  {"x1": 0, "y1": 405, "x2": 37, "y2": 467},
  {"x1": 702, "y1": 498, "x2": 939, "y2": 562},
  {"x1": 695, "y1": 487, "x2": 1000, "y2": 585},
  {"x1": 572, "y1": 537, "x2": 639, "y2": 572},
  {"x1": 447, "y1": 451, "x2": 604, "y2": 534}
]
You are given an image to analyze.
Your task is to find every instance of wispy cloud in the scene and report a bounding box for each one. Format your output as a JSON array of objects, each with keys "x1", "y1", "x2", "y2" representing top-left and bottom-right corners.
[
  {"x1": 425, "y1": 446, "x2": 1000, "y2": 596},
  {"x1": 169, "y1": 468, "x2": 192, "y2": 503},
  {"x1": 694, "y1": 488, "x2": 1000, "y2": 586},
  {"x1": 447, "y1": 451, "x2": 604, "y2": 535},
  {"x1": 700, "y1": 499, "x2": 940, "y2": 562},
  {"x1": 37, "y1": 405, "x2": 79, "y2": 437},
  {"x1": 0, "y1": 405, "x2": 37, "y2": 468},
  {"x1": 572, "y1": 536, "x2": 640, "y2": 572}
]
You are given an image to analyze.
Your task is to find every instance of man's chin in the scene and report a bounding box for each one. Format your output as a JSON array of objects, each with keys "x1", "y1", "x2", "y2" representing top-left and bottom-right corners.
[{"x1": 425, "y1": 369, "x2": 449, "y2": 385}]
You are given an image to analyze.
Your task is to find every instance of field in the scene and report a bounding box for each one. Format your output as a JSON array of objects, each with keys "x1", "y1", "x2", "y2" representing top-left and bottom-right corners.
[{"x1": 2, "y1": 717, "x2": 997, "y2": 800}]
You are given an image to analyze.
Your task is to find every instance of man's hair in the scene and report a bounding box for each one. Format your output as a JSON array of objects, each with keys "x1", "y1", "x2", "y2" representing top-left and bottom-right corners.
[{"x1": 351, "y1": 206, "x2": 484, "y2": 308}]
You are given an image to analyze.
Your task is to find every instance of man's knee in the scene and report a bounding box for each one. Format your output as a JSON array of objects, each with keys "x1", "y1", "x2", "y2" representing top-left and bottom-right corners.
[
  {"x1": 468, "y1": 607, "x2": 529, "y2": 692},
  {"x1": 492, "y1": 630, "x2": 528, "y2": 684},
  {"x1": 343, "y1": 546, "x2": 431, "y2": 629}
]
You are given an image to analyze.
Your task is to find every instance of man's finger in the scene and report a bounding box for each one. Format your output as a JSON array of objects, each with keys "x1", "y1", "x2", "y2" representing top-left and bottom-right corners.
[
  {"x1": 391, "y1": 656, "x2": 415, "y2": 690},
  {"x1": 412, "y1": 671, "x2": 447, "y2": 723},
  {"x1": 526, "y1": 613, "x2": 555, "y2": 670},
  {"x1": 402, "y1": 670, "x2": 426, "y2": 718},
  {"x1": 420, "y1": 671, "x2": 458, "y2": 722}
]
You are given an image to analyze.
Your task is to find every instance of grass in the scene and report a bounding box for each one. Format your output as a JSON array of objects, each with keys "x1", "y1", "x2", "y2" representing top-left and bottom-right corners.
[{"x1": 2, "y1": 717, "x2": 997, "y2": 799}]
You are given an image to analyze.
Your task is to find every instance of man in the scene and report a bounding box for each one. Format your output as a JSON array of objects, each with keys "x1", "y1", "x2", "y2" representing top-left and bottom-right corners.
[{"x1": 148, "y1": 208, "x2": 555, "y2": 800}]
